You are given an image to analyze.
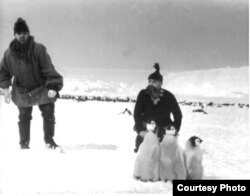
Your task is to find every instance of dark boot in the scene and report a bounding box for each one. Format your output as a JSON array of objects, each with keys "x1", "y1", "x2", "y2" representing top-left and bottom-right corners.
[
  {"x1": 45, "y1": 138, "x2": 59, "y2": 149},
  {"x1": 39, "y1": 103, "x2": 59, "y2": 148},
  {"x1": 20, "y1": 142, "x2": 30, "y2": 149},
  {"x1": 18, "y1": 106, "x2": 33, "y2": 149}
]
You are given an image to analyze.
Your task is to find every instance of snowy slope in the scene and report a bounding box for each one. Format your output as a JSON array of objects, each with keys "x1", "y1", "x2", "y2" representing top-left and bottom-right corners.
[
  {"x1": 61, "y1": 66, "x2": 249, "y2": 101},
  {"x1": 165, "y1": 66, "x2": 249, "y2": 99},
  {"x1": 61, "y1": 77, "x2": 138, "y2": 98},
  {"x1": 0, "y1": 96, "x2": 249, "y2": 195}
]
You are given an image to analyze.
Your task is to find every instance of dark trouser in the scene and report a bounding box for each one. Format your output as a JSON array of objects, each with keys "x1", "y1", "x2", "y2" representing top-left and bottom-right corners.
[
  {"x1": 134, "y1": 126, "x2": 166, "y2": 152},
  {"x1": 18, "y1": 102, "x2": 55, "y2": 145}
]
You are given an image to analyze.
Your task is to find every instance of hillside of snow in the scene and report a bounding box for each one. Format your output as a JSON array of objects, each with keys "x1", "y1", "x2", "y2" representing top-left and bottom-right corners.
[
  {"x1": 165, "y1": 66, "x2": 249, "y2": 99},
  {"x1": 61, "y1": 77, "x2": 138, "y2": 98},
  {"x1": 60, "y1": 66, "x2": 249, "y2": 101}
]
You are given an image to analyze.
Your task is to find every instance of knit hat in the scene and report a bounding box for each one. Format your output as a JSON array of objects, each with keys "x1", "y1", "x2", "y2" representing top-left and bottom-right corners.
[
  {"x1": 14, "y1": 18, "x2": 30, "y2": 34},
  {"x1": 148, "y1": 63, "x2": 163, "y2": 83}
]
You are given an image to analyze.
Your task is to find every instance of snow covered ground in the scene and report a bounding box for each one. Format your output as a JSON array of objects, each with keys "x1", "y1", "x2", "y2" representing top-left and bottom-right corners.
[{"x1": 0, "y1": 95, "x2": 249, "y2": 195}]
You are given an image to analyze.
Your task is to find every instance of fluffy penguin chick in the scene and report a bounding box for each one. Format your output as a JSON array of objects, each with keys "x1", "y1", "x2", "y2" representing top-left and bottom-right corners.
[
  {"x1": 184, "y1": 136, "x2": 204, "y2": 180},
  {"x1": 159, "y1": 127, "x2": 186, "y2": 181},
  {"x1": 133, "y1": 121, "x2": 160, "y2": 181}
]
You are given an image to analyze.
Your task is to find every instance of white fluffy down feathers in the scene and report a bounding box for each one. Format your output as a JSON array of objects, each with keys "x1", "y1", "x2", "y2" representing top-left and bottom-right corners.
[{"x1": 133, "y1": 124, "x2": 203, "y2": 182}]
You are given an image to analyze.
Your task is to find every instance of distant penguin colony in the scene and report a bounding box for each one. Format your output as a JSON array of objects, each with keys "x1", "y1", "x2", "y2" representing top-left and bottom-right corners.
[{"x1": 58, "y1": 94, "x2": 249, "y2": 109}]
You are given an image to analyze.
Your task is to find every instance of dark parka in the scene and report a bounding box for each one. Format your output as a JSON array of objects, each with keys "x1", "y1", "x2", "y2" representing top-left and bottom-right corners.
[
  {"x1": 134, "y1": 88, "x2": 182, "y2": 133},
  {"x1": 0, "y1": 36, "x2": 63, "y2": 107}
]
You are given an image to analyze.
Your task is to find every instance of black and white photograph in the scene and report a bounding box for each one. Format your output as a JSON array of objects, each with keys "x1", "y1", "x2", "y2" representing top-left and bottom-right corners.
[{"x1": 0, "y1": 0, "x2": 249, "y2": 195}]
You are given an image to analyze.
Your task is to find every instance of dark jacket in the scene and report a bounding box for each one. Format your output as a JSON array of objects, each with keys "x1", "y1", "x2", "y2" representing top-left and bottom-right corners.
[
  {"x1": 0, "y1": 36, "x2": 63, "y2": 107},
  {"x1": 133, "y1": 88, "x2": 182, "y2": 133}
]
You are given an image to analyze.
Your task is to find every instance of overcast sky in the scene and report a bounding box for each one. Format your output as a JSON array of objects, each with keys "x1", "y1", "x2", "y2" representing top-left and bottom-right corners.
[{"x1": 0, "y1": 0, "x2": 248, "y2": 73}]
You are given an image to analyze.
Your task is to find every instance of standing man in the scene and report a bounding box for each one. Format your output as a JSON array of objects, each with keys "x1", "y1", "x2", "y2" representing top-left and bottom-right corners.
[
  {"x1": 133, "y1": 63, "x2": 182, "y2": 152},
  {"x1": 0, "y1": 18, "x2": 63, "y2": 149}
]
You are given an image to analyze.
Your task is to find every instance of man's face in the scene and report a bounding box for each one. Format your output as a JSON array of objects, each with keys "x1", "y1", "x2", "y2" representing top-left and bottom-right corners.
[
  {"x1": 148, "y1": 79, "x2": 162, "y2": 90},
  {"x1": 15, "y1": 32, "x2": 29, "y2": 44}
]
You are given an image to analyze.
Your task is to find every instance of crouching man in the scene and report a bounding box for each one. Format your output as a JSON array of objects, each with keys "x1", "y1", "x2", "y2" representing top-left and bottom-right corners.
[
  {"x1": 0, "y1": 18, "x2": 63, "y2": 149},
  {"x1": 133, "y1": 63, "x2": 182, "y2": 152}
]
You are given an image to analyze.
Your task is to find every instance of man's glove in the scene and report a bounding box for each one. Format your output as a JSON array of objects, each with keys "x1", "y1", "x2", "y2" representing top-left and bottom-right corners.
[{"x1": 48, "y1": 90, "x2": 57, "y2": 98}]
